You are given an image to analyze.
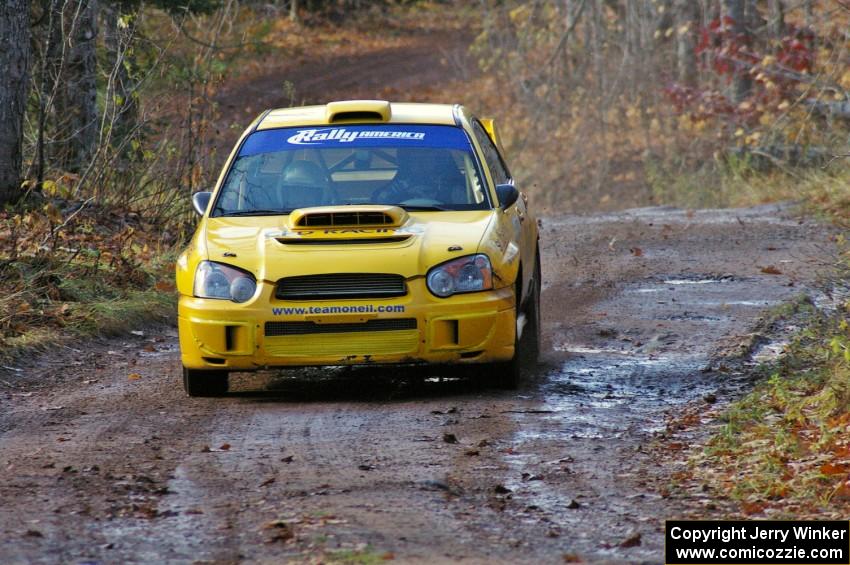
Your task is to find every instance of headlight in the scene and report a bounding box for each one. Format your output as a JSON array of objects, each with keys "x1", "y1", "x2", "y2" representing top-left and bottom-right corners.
[
  {"x1": 426, "y1": 254, "x2": 493, "y2": 298},
  {"x1": 194, "y1": 261, "x2": 257, "y2": 303}
]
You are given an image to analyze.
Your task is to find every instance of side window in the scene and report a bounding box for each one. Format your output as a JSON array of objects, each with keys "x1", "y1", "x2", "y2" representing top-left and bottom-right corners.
[{"x1": 471, "y1": 120, "x2": 511, "y2": 185}]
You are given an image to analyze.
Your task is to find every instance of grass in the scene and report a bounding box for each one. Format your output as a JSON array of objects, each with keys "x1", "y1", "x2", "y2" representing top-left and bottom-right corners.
[
  {"x1": 1, "y1": 289, "x2": 174, "y2": 363},
  {"x1": 0, "y1": 204, "x2": 179, "y2": 363},
  {"x1": 647, "y1": 153, "x2": 850, "y2": 218},
  {"x1": 689, "y1": 299, "x2": 850, "y2": 515},
  {"x1": 324, "y1": 546, "x2": 392, "y2": 564}
]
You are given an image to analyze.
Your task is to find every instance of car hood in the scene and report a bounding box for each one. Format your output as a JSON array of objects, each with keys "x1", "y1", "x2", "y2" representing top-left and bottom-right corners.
[{"x1": 201, "y1": 209, "x2": 497, "y2": 283}]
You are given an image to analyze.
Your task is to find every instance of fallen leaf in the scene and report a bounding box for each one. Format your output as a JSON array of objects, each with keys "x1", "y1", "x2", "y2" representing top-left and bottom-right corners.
[
  {"x1": 619, "y1": 532, "x2": 642, "y2": 548},
  {"x1": 260, "y1": 477, "x2": 276, "y2": 487},
  {"x1": 203, "y1": 443, "x2": 231, "y2": 452},
  {"x1": 630, "y1": 247, "x2": 643, "y2": 257},
  {"x1": 128, "y1": 373, "x2": 142, "y2": 380},
  {"x1": 442, "y1": 433, "x2": 458, "y2": 444},
  {"x1": 420, "y1": 479, "x2": 451, "y2": 492},
  {"x1": 155, "y1": 281, "x2": 176, "y2": 292},
  {"x1": 761, "y1": 265, "x2": 782, "y2": 275},
  {"x1": 264, "y1": 519, "x2": 294, "y2": 543},
  {"x1": 281, "y1": 455, "x2": 294, "y2": 463},
  {"x1": 831, "y1": 483, "x2": 850, "y2": 501},
  {"x1": 741, "y1": 501, "x2": 765, "y2": 515},
  {"x1": 464, "y1": 449, "x2": 480, "y2": 456},
  {"x1": 820, "y1": 462, "x2": 847, "y2": 476}
]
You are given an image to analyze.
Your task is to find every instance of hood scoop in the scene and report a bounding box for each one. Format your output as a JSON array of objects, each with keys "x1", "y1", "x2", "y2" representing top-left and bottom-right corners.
[
  {"x1": 289, "y1": 205, "x2": 408, "y2": 229},
  {"x1": 277, "y1": 205, "x2": 413, "y2": 245}
]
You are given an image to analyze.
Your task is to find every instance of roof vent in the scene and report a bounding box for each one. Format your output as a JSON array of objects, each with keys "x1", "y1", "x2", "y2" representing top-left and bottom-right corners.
[{"x1": 326, "y1": 100, "x2": 391, "y2": 123}]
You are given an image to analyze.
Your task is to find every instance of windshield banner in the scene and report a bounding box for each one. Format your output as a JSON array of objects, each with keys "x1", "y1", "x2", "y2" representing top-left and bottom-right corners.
[{"x1": 239, "y1": 125, "x2": 472, "y2": 156}]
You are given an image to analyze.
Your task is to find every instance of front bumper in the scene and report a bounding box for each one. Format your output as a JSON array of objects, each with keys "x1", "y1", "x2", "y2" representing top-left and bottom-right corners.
[{"x1": 178, "y1": 278, "x2": 516, "y2": 370}]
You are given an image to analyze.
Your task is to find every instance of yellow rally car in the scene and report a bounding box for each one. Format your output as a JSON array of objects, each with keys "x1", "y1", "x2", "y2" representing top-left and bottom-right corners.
[{"x1": 176, "y1": 100, "x2": 540, "y2": 396}]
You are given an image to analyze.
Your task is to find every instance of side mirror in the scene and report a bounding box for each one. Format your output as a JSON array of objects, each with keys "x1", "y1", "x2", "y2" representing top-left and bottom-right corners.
[
  {"x1": 495, "y1": 184, "x2": 520, "y2": 210},
  {"x1": 192, "y1": 191, "x2": 212, "y2": 217}
]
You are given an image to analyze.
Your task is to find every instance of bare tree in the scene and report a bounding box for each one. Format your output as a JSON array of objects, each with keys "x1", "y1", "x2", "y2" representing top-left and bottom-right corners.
[
  {"x1": 103, "y1": 2, "x2": 139, "y2": 151},
  {"x1": 675, "y1": 0, "x2": 700, "y2": 86},
  {"x1": 768, "y1": 0, "x2": 786, "y2": 39},
  {"x1": 55, "y1": 0, "x2": 99, "y2": 173},
  {"x1": 0, "y1": 0, "x2": 31, "y2": 205},
  {"x1": 724, "y1": 0, "x2": 751, "y2": 102}
]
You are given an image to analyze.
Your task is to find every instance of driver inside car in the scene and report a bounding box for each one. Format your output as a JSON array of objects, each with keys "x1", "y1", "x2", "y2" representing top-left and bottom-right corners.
[{"x1": 373, "y1": 148, "x2": 466, "y2": 206}]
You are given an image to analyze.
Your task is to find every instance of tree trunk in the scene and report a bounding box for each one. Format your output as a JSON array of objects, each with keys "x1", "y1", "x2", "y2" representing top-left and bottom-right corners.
[
  {"x1": 56, "y1": 0, "x2": 99, "y2": 174},
  {"x1": 675, "y1": 0, "x2": 700, "y2": 86},
  {"x1": 724, "y1": 0, "x2": 751, "y2": 103},
  {"x1": 0, "y1": 0, "x2": 31, "y2": 205},
  {"x1": 290, "y1": 0, "x2": 300, "y2": 22},
  {"x1": 803, "y1": 0, "x2": 813, "y2": 26},
  {"x1": 768, "y1": 0, "x2": 785, "y2": 39}
]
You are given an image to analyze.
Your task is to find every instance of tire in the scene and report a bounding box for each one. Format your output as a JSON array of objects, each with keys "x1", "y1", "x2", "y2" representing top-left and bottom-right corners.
[
  {"x1": 494, "y1": 255, "x2": 542, "y2": 389},
  {"x1": 182, "y1": 366, "x2": 229, "y2": 397},
  {"x1": 527, "y1": 249, "x2": 542, "y2": 363}
]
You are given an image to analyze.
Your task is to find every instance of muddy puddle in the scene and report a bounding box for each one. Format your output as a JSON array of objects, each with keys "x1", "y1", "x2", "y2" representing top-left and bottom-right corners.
[{"x1": 500, "y1": 268, "x2": 811, "y2": 558}]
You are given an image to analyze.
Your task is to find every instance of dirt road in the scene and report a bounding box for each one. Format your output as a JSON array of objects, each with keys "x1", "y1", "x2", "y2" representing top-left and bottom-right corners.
[{"x1": 0, "y1": 203, "x2": 835, "y2": 564}]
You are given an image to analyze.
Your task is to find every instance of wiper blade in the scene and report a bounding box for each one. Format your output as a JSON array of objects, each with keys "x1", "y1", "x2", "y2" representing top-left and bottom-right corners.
[
  {"x1": 402, "y1": 205, "x2": 450, "y2": 211},
  {"x1": 219, "y1": 209, "x2": 290, "y2": 217}
]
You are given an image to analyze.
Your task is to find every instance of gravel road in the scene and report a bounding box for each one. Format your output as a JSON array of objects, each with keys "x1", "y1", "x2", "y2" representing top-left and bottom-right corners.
[{"x1": 0, "y1": 203, "x2": 836, "y2": 564}]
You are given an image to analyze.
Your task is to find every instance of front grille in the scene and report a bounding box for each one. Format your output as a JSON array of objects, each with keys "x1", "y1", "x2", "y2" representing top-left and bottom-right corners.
[
  {"x1": 265, "y1": 318, "x2": 417, "y2": 336},
  {"x1": 275, "y1": 273, "x2": 407, "y2": 300},
  {"x1": 297, "y1": 211, "x2": 394, "y2": 227}
]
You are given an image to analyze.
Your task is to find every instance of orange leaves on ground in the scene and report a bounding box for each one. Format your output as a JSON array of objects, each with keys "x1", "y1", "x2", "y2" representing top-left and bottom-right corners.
[
  {"x1": 761, "y1": 265, "x2": 783, "y2": 275},
  {"x1": 831, "y1": 483, "x2": 850, "y2": 502},
  {"x1": 820, "y1": 462, "x2": 849, "y2": 476},
  {"x1": 741, "y1": 501, "x2": 766, "y2": 515},
  {"x1": 154, "y1": 281, "x2": 176, "y2": 292}
]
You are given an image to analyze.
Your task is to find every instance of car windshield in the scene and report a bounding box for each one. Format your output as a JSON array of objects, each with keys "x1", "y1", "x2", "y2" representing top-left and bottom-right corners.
[{"x1": 212, "y1": 124, "x2": 490, "y2": 216}]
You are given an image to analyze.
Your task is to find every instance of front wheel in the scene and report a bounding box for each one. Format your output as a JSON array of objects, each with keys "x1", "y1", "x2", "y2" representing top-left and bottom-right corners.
[
  {"x1": 182, "y1": 366, "x2": 229, "y2": 397},
  {"x1": 494, "y1": 261, "x2": 541, "y2": 389}
]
